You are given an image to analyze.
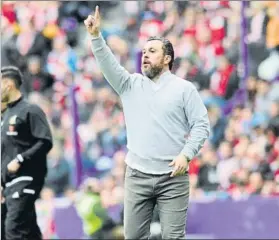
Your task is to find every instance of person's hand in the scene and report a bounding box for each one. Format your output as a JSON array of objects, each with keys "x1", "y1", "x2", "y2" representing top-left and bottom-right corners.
[
  {"x1": 7, "y1": 159, "x2": 21, "y2": 173},
  {"x1": 84, "y1": 6, "x2": 101, "y2": 38},
  {"x1": 169, "y1": 154, "x2": 189, "y2": 177}
]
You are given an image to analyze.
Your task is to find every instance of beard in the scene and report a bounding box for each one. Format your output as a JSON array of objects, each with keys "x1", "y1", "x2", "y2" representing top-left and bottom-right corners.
[
  {"x1": 142, "y1": 62, "x2": 164, "y2": 80},
  {"x1": 1, "y1": 95, "x2": 9, "y2": 103},
  {"x1": 1, "y1": 89, "x2": 9, "y2": 103},
  {"x1": 1, "y1": 84, "x2": 11, "y2": 103}
]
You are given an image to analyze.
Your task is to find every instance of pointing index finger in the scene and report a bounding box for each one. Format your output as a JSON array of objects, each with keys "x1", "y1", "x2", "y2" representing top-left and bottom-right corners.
[{"x1": 94, "y1": 5, "x2": 100, "y2": 19}]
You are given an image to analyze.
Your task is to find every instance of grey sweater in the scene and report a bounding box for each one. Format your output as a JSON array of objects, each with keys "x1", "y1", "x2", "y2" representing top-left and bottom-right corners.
[{"x1": 91, "y1": 35, "x2": 210, "y2": 174}]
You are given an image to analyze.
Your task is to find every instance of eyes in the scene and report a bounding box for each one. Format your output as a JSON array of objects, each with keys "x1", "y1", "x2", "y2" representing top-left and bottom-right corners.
[{"x1": 142, "y1": 49, "x2": 156, "y2": 55}]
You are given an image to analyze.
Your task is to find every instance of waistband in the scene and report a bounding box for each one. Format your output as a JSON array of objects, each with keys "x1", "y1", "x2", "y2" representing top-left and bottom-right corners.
[{"x1": 5, "y1": 176, "x2": 33, "y2": 188}]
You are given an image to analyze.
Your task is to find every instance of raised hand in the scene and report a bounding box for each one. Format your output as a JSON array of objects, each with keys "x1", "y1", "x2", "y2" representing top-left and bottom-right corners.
[{"x1": 84, "y1": 6, "x2": 101, "y2": 38}]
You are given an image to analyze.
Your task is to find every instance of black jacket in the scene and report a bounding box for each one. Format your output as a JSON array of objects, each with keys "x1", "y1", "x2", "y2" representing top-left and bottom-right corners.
[
  {"x1": 268, "y1": 114, "x2": 279, "y2": 137},
  {"x1": 1, "y1": 97, "x2": 53, "y2": 190}
]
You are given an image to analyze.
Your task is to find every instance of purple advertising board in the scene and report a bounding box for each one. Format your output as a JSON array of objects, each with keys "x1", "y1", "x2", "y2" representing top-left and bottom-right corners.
[
  {"x1": 187, "y1": 197, "x2": 279, "y2": 239},
  {"x1": 37, "y1": 196, "x2": 279, "y2": 239}
]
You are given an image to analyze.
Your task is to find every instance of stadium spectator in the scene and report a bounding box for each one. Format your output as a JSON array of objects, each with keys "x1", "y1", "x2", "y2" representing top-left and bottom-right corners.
[
  {"x1": 3, "y1": 18, "x2": 49, "y2": 72},
  {"x1": 22, "y1": 56, "x2": 54, "y2": 97},
  {"x1": 44, "y1": 143, "x2": 70, "y2": 196},
  {"x1": 197, "y1": 149, "x2": 219, "y2": 192}
]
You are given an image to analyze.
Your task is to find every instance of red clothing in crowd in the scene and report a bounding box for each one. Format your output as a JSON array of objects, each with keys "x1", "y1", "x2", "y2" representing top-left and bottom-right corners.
[
  {"x1": 200, "y1": 1, "x2": 229, "y2": 10},
  {"x1": 189, "y1": 158, "x2": 200, "y2": 175},
  {"x1": 2, "y1": 2, "x2": 16, "y2": 24},
  {"x1": 211, "y1": 64, "x2": 235, "y2": 97},
  {"x1": 139, "y1": 18, "x2": 164, "y2": 43}
]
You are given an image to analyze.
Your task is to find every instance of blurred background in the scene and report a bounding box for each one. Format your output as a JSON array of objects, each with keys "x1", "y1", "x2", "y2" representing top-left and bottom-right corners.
[{"x1": 1, "y1": 1, "x2": 279, "y2": 239}]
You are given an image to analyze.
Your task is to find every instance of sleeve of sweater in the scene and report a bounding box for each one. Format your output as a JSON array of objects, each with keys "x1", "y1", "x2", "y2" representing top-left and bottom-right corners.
[{"x1": 91, "y1": 34, "x2": 135, "y2": 95}]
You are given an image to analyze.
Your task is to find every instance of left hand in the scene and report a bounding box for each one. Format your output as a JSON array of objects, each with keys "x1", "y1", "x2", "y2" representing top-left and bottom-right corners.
[
  {"x1": 7, "y1": 159, "x2": 21, "y2": 173},
  {"x1": 169, "y1": 154, "x2": 189, "y2": 177}
]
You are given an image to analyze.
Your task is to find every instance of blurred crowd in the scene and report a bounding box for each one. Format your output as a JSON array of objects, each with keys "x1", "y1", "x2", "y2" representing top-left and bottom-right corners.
[{"x1": 2, "y1": 1, "x2": 279, "y2": 239}]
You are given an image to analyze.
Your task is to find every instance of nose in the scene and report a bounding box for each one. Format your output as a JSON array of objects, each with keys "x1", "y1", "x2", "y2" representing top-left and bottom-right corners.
[
  {"x1": 142, "y1": 55, "x2": 149, "y2": 62},
  {"x1": 142, "y1": 51, "x2": 149, "y2": 58}
]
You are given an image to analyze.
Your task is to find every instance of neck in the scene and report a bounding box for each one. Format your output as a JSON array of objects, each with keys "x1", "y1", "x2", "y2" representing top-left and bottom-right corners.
[
  {"x1": 8, "y1": 90, "x2": 22, "y2": 104},
  {"x1": 151, "y1": 67, "x2": 170, "y2": 83}
]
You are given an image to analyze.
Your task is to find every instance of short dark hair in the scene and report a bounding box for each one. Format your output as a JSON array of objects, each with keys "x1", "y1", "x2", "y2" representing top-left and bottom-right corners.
[
  {"x1": 147, "y1": 36, "x2": 175, "y2": 70},
  {"x1": 1, "y1": 66, "x2": 23, "y2": 89}
]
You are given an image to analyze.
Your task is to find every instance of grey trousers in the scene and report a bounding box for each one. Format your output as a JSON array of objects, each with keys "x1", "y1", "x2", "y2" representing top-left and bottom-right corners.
[{"x1": 124, "y1": 166, "x2": 189, "y2": 239}]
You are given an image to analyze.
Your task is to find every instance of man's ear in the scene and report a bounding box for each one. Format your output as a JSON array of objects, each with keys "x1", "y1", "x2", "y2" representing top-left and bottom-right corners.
[{"x1": 164, "y1": 55, "x2": 171, "y2": 65}]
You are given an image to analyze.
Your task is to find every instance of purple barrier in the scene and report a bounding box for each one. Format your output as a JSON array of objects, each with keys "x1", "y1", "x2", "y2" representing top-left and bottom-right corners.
[
  {"x1": 187, "y1": 197, "x2": 279, "y2": 239},
  {"x1": 38, "y1": 197, "x2": 279, "y2": 239},
  {"x1": 54, "y1": 204, "x2": 84, "y2": 239}
]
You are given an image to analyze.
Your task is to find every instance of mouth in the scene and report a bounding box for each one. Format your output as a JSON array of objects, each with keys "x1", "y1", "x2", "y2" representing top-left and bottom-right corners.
[{"x1": 143, "y1": 60, "x2": 151, "y2": 65}]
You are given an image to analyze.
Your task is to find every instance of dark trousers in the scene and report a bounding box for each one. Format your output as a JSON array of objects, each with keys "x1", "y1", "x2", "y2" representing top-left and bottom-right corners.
[
  {"x1": 4, "y1": 186, "x2": 42, "y2": 240},
  {"x1": 1, "y1": 201, "x2": 7, "y2": 240}
]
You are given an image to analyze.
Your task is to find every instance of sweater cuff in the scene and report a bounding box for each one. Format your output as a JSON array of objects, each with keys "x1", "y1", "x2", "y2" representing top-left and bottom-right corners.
[
  {"x1": 16, "y1": 154, "x2": 24, "y2": 163},
  {"x1": 180, "y1": 147, "x2": 194, "y2": 162},
  {"x1": 91, "y1": 33, "x2": 105, "y2": 50}
]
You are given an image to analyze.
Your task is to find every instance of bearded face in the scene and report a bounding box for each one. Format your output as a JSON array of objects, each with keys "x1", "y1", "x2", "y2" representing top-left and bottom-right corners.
[
  {"x1": 142, "y1": 58, "x2": 165, "y2": 79},
  {"x1": 141, "y1": 40, "x2": 167, "y2": 80}
]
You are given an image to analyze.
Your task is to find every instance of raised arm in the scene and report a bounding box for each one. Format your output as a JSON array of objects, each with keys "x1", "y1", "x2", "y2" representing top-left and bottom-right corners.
[{"x1": 84, "y1": 6, "x2": 132, "y2": 95}]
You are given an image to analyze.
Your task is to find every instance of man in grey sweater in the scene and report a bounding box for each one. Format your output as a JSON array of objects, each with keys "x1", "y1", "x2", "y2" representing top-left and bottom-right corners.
[{"x1": 84, "y1": 6, "x2": 210, "y2": 239}]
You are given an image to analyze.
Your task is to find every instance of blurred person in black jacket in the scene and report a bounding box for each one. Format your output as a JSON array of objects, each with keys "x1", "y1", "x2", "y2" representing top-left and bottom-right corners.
[
  {"x1": 3, "y1": 19, "x2": 48, "y2": 72},
  {"x1": 44, "y1": 143, "x2": 70, "y2": 196},
  {"x1": 1, "y1": 66, "x2": 53, "y2": 240},
  {"x1": 268, "y1": 100, "x2": 279, "y2": 137},
  {"x1": 197, "y1": 149, "x2": 220, "y2": 192},
  {"x1": 22, "y1": 56, "x2": 54, "y2": 98}
]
